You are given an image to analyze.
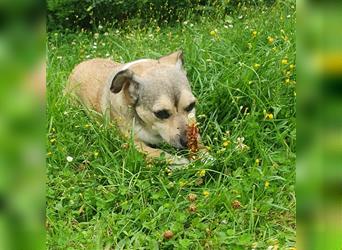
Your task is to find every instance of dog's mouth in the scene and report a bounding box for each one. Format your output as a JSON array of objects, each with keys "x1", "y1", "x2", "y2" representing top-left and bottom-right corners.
[
  {"x1": 167, "y1": 135, "x2": 188, "y2": 150},
  {"x1": 156, "y1": 140, "x2": 188, "y2": 152},
  {"x1": 172, "y1": 143, "x2": 185, "y2": 150}
]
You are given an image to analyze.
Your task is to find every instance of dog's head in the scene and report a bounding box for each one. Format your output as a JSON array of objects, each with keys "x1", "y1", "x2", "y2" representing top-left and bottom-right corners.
[{"x1": 109, "y1": 51, "x2": 197, "y2": 149}]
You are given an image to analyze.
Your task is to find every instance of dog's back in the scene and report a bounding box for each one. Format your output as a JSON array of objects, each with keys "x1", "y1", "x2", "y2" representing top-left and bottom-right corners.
[{"x1": 66, "y1": 58, "x2": 121, "y2": 112}]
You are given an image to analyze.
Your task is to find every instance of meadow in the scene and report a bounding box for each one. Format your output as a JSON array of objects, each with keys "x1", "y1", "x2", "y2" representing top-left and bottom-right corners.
[{"x1": 47, "y1": 1, "x2": 296, "y2": 249}]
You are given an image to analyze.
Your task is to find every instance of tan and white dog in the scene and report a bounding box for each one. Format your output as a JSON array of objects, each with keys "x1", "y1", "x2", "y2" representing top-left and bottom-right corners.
[{"x1": 66, "y1": 51, "x2": 199, "y2": 165}]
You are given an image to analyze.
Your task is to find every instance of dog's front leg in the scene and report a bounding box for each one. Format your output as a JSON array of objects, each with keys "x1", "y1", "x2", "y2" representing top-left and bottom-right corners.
[{"x1": 134, "y1": 140, "x2": 189, "y2": 166}]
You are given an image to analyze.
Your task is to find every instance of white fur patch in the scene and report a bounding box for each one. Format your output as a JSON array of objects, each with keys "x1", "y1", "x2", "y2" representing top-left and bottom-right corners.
[{"x1": 120, "y1": 59, "x2": 150, "y2": 71}]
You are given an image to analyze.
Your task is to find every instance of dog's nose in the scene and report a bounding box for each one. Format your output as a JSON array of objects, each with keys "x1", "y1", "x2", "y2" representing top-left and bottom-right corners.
[{"x1": 180, "y1": 137, "x2": 188, "y2": 148}]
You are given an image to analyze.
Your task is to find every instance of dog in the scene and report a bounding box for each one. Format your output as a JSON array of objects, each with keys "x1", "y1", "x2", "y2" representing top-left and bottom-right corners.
[{"x1": 66, "y1": 51, "x2": 200, "y2": 165}]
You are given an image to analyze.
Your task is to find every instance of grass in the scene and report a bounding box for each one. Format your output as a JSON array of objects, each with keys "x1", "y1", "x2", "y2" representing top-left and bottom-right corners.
[{"x1": 47, "y1": 1, "x2": 296, "y2": 249}]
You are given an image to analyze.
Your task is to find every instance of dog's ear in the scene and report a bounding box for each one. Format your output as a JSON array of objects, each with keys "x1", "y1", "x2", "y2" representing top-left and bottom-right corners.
[
  {"x1": 110, "y1": 69, "x2": 140, "y2": 102},
  {"x1": 110, "y1": 69, "x2": 134, "y2": 93},
  {"x1": 158, "y1": 50, "x2": 184, "y2": 69}
]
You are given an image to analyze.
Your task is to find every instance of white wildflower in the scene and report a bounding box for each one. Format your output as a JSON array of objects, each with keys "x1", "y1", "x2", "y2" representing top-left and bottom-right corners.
[{"x1": 235, "y1": 137, "x2": 249, "y2": 151}]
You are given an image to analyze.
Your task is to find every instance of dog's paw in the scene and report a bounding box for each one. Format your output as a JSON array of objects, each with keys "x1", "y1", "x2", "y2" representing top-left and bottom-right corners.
[
  {"x1": 168, "y1": 156, "x2": 190, "y2": 169},
  {"x1": 198, "y1": 151, "x2": 215, "y2": 164},
  {"x1": 172, "y1": 156, "x2": 190, "y2": 165}
]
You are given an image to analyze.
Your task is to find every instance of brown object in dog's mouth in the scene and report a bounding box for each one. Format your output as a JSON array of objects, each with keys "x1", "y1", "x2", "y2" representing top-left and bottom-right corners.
[{"x1": 187, "y1": 113, "x2": 199, "y2": 158}]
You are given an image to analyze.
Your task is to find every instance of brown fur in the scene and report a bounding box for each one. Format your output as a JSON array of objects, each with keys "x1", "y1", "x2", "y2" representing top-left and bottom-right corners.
[{"x1": 67, "y1": 58, "x2": 120, "y2": 112}]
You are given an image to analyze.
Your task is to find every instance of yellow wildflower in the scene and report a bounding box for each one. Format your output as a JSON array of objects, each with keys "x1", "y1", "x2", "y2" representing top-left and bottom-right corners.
[
  {"x1": 255, "y1": 158, "x2": 260, "y2": 165},
  {"x1": 285, "y1": 78, "x2": 290, "y2": 84},
  {"x1": 197, "y1": 169, "x2": 206, "y2": 177},
  {"x1": 94, "y1": 151, "x2": 99, "y2": 157},
  {"x1": 210, "y1": 29, "x2": 218, "y2": 36},
  {"x1": 222, "y1": 140, "x2": 230, "y2": 147},
  {"x1": 179, "y1": 180, "x2": 187, "y2": 187},
  {"x1": 203, "y1": 191, "x2": 210, "y2": 197},
  {"x1": 281, "y1": 59, "x2": 288, "y2": 65},
  {"x1": 290, "y1": 64, "x2": 295, "y2": 69},
  {"x1": 271, "y1": 239, "x2": 279, "y2": 250},
  {"x1": 265, "y1": 181, "x2": 270, "y2": 188},
  {"x1": 232, "y1": 189, "x2": 239, "y2": 194},
  {"x1": 288, "y1": 247, "x2": 296, "y2": 250},
  {"x1": 267, "y1": 36, "x2": 274, "y2": 44},
  {"x1": 253, "y1": 63, "x2": 261, "y2": 69},
  {"x1": 47, "y1": 152, "x2": 52, "y2": 156},
  {"x1": 265, "y1": 113, "x2": 273, "y2": 120},
  {"x1": 50, "y1": 138, "x2": 56, "y2": 143},
  {"x1": 252, "y1": 30, "x2": 257, "y2": 37}
]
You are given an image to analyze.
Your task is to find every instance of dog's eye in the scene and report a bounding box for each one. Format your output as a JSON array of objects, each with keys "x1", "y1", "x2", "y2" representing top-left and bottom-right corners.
[
  {"x1": 185, "y1": 102, "x2": 196, "y2": 112},
  {"x1": 154, "y1": 110, "x2": 171, "y2": 119}
]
